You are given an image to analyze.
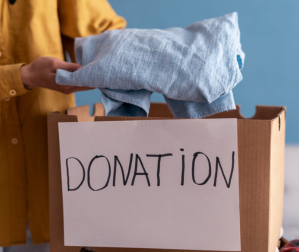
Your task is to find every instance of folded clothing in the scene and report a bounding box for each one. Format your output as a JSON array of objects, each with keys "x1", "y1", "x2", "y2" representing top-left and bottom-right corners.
[
  {"x1": 280, "y1": 240, "x2": 299, "y2": 252},
  {"x1": 56, "y1": 12, "x2": 245, "y2": 118}
]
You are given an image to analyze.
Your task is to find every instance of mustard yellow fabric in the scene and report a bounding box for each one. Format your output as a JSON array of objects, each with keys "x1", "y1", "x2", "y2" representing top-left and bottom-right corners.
[{"x1": 0, "y1": 0, "x2": 126, "y2": 246}]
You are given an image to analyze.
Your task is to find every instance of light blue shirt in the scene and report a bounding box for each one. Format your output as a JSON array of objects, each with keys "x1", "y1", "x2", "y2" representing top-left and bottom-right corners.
[{"x1": 56, "y1": 12, "x2": 245, "y2": 118}]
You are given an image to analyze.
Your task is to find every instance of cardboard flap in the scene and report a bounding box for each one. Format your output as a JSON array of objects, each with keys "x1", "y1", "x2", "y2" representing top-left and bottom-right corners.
[
  {"x1": 250, "y1": 106, "x2": 286, "y2": 120},
  {"x1": 207, "y1": 105, "x2": 286, "y2": 120},
  {"x1": 66, "y1": 103, "x2": 286, "y2": 121},
  {"x1": 94, "y1": 116, "x2": 173, "y2": 122},
  {"x1": 148, "y1": 103, "x2": 286, "y2": 120},
  {"x1": 67, "y1": 103, "x2": 105, "y2": 122},
  {"x1": 47, "y1": 112, "x2": 79, "y2": 252}
]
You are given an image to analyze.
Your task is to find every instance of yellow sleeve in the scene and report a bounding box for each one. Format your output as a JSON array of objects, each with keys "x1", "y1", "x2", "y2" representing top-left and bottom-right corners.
[
  {"x1": 0, "y1": 64, "x2": 28, "y2": 101},
  {"x1": 58, "y1": 0, "x2": 126, "y2": 39}
]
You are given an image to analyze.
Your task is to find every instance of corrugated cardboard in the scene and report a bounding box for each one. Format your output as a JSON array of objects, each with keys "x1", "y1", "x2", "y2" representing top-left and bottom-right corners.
[{"x1": 47, "y1": 103, "x2": 286, "y2": 252}]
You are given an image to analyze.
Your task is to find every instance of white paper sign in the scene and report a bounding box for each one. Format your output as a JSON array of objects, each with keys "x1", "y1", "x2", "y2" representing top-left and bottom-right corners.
[{"x1": 58, "y1": 119, "x2": 240, "y2": 251}]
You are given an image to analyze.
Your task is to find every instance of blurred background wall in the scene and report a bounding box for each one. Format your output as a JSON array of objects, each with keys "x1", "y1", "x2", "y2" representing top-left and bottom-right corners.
[{"x1": 76, "y1": 0, "x2": 299, "y2": 143}]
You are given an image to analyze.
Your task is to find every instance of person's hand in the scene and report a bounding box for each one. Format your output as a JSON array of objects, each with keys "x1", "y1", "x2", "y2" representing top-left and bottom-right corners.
[{"x1": 20, "y1": 57, "x2": 93, "y2": 94}]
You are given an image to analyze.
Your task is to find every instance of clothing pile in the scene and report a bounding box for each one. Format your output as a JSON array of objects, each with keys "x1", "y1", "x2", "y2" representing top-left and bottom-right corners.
[
  {"x1": 56, "y1": 12, "x2": 245, "y2": 118},
  {"x1": 280, "y1": 240, "x2": 299, "y2": 252}
]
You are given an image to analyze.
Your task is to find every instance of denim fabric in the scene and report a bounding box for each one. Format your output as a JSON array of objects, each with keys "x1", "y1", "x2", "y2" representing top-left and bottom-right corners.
[{"x1": 56, "y1": 12, "x2": 245, "y2": 118}]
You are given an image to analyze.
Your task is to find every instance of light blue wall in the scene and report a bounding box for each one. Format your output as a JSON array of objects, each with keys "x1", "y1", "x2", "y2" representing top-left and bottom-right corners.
[{"x1": 75, "y1": 0, "x2": 299, "y2": 142}]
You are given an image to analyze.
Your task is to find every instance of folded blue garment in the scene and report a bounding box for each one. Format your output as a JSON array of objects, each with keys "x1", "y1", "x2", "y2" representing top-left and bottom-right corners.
[{"x1": 56, "y1": 12, "x2": 245, "y2": 118}]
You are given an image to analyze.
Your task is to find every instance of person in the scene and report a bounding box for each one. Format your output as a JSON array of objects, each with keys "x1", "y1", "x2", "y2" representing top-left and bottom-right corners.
[{"x1": 0, "y1": 0, "x2": 126, "y2": 251}]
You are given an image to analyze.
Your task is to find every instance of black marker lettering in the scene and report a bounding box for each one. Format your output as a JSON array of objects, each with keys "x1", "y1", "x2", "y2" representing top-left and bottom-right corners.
[
  {"x1": 213, "y1": 151, "x2": 235, "y2": 188},
  {"x1": 113, "y1": 154, "x2": 133, "y2": 186},
  {"x1": 180, "y1": 148, "x2": 185, "y2": 185},
  {"x1": 66, "y1": 157, "x2": 85, "y2": 191},
  {"x1": 181, "y1": 154, "x2": 185, "y2": 186},
  {"x1": 87, "y1": 155, "x2": 111, "y2": 191},
  {"x1": 192, "y1": 152, "x2": 211, "y2": 185},
  {"x1": 146, "y1": 153, "x2": 173, "y2": 186},
  {"x1": 131, "y1": 154, "x2": 150, "y2": 186}
]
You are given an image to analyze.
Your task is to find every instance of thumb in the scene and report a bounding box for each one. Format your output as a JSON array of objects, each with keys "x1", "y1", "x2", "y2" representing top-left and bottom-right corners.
[{"x1": 56, "y1": 61, "x2": 83, "y2": 73}]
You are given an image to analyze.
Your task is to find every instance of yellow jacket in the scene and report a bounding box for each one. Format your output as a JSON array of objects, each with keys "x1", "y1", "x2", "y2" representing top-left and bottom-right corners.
[{"x1": 0, "y1": 0, "x2": 125, "y2": 246}]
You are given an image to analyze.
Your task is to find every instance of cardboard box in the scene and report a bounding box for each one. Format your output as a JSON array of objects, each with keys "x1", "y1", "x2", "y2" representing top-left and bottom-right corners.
[{"x1": 47, "y1": 103, "x2": 286, "y2": 252}]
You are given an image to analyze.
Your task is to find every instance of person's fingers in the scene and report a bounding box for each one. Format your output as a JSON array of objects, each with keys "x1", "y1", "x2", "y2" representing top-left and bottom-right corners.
[
  {"x1": 60, "y1": 86, "x2": 95, "y2": 94},
  {"x1": 55, "y1": 60, "x2": 83, "y2": 72},
  {"x1": 48, "y1": 73, "x2": 73, "y2": 93},
  {"x1": 50, "y1": 72, "x2": 94, "y2": 94}
]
